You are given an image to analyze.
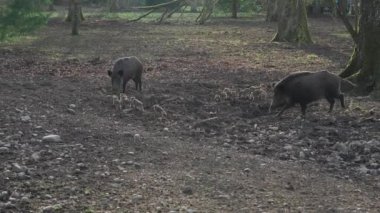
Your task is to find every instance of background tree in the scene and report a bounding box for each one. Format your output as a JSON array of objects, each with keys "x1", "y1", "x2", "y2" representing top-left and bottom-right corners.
[
  {"x1": 0, "y1": 0, "x2": 51, "y2": 40},
  {"x1": 66, "y1": 0, "x2": 85, "y2": 22},
  {"x1": 339, "y1": 0, "x2": 380, "y2": 97},
  {"x1": 266, "y1": 0, "x2": 279, "y2": 21},
  {"x1": 231, "y1": 0, "x2": 239, "y2": 18},
  {"x1": 197, "y1": 0, "x2": 219, "y2": 24},
  {"x1": 71, "y1": 0, "x2": 81, "y2": 35},
  {"x1": 272, "y1": 0, "x2": 312, "y2": 44}
]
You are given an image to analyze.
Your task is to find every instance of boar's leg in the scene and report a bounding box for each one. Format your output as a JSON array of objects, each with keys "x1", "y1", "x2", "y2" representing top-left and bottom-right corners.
[
  {"x1": 326, "y1": 97, "x2": 335, "y2": 113},
  {"x1": 122, "y1": 77, "x2": 131, "y2": 93},
  {"x1": 133, "y1": 79, "x2": 138, "y2": 90},
  {"x1": 276, "y1": 103, "x2": 293, "y2": 117},
  {"x1": 339, "y1": 94, "x2": 345, "y2": 108},
  {"x1": 133, "y1": 77, "x2": 142, "y2": 91}
]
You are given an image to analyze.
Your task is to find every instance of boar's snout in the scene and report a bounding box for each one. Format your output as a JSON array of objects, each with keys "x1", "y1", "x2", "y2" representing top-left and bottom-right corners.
[
  {"x1": 269, "y1": 92, "x2": 287, "y2": 113},
  {"x1": 107, "y1": 70, "x2": 123, "y2": 95}
]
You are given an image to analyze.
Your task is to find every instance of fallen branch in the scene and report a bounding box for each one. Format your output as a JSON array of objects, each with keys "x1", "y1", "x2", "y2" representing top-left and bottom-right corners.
[
  {"x1": 128, "y1": 9, "x2": 156, "y2": 22},
  {"x1": 192, "y1": 117, "x2": 219, "y2": 128},
  {"x1": 132, "y1": 0, "x2": 183, "y2": 10}
]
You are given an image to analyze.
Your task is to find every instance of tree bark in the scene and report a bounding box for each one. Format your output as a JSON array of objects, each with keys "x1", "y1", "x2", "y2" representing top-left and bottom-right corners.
[
  {"x1": 196, "y1": 0, "x2": 219, "y2": 24},
  {"x1": 272, "y1": 0, "x2": 312, "y2": 44},
  {"x1": 66, "y1": 0, "x2": 84, "y2": 22},
  {"x1": 312, "y1": 0, "x2": 321, "y2": 16},
  {"x1": 71, "y1": 0, "x2": 80, "y2": 35},
  {"x1": 340, "y1": 0, "x2": 380, "y2": 97},
  {"x1": 266, "y1": 0, "x2": 279, "y2": 21},
  {"x1": 232, "y1": 0, "x2": 238, "y2": 18},
  {"x1": 337, "y1": 0, "x2": 348, "y2": 15}
]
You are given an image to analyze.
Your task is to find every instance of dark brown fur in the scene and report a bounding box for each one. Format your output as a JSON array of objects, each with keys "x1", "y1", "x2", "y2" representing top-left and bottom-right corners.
[
  {"x1": 107, "y1": 56, "x2": 143, "y2": 94},
  {"x1": 270, "y1": 71, "x2": 356, "y2": 117}
]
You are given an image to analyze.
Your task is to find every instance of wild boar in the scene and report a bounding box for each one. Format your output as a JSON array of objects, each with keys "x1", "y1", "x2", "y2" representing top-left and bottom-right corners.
[
  {"x1": 269, "y1": 71, "x2": 356, "y2": 117},
  {"x1": 107, "y1": 56, "x2": 143, "y2": 95}
]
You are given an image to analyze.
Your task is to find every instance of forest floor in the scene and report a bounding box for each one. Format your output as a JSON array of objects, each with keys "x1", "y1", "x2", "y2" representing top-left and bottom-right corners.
[{"x1": 0, "y1": 14, "x2": 380, "y2": 212}]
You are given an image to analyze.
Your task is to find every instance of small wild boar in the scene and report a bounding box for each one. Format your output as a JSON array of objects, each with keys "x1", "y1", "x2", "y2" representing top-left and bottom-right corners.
[
  {"x1": 107, "y1": 56, "x2": 143, "y2": 95},
  {"x1": 269, "y1": 71, "x2": 356, "y2": 117}
]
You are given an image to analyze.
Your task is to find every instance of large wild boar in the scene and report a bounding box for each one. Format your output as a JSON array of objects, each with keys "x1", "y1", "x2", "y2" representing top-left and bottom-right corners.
[
  {"x1": 269, "y1": 71, "x2": 356, "y2": 117},
  {"x1": 107, "y1": 56, "x2": 143, "y2": 94}
]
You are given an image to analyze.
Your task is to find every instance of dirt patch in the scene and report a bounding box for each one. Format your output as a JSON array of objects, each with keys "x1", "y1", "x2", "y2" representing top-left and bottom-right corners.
[{"x1": 0, "y1": 16, "x2": 379, "y2": 212}]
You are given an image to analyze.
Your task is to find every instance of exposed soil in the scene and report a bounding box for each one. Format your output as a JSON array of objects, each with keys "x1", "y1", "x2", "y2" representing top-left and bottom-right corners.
[{"x1": 0, "y1": 15, "x2": 379, "y2": 212}]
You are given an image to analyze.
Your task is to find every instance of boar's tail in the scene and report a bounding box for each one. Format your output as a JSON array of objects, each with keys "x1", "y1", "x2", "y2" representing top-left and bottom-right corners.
[{"x1": 340, "y1": 78, "x2": 357, "y2": 92}]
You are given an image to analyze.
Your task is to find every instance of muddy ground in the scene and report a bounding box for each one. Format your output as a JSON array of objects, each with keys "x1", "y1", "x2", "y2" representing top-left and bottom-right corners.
[{"x1": 0, "y1": 15, "x2": 380, "y2": 212}]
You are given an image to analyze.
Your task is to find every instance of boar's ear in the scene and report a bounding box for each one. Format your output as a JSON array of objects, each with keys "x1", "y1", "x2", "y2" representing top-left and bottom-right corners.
[
  {"x1": 107, "y1": 70, "x2": 112, "y2": 77},
  {"x1": 118, "y1": 70, "x2": 123, "y2": 76}
]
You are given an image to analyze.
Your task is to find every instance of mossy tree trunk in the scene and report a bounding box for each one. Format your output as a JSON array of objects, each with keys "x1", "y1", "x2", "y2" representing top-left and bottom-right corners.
[
  {"x1": 340, "y1": 0, "x2": 380, "y2": 97},
  {"x1": 71, "y1": 0, "x2": 80, "y2": 35},
  {"x1": 272, "y1": 0, "x2": 312, "y2": 44},
  {"x1": 108, "y1": 0, "x2": 121, "y2": 12},
  {"x1": 196, "y1": 0, "x2": 219, "y2": 24},
  {"x1": 266, "y1": 0, "x2": 279, "y2": 21},
  {"x1": 66, "y1": 0, "x2": 84, "y2": 22},
  {"x1": 232, "y1": 0, "x2": 238, "y2": 18}
]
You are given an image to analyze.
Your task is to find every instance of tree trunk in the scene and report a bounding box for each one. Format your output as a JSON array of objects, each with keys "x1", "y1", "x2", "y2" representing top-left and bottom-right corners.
[
  {"x1": 190, "y1": 0, "x2": 197, "y2": 12},
  {"x1": 337, "y1": 0, "x2": 348, "y2": 15},
  {"x1": 266, "y1": 0, "x2": 279, "y2": 21},
  {"x1": 232, "y1": 0, "x2": 238, "y2": 18},
  {"x1": 272, "y1": 0, "x2": 312, "y2": 44},
  {"x1": 109, "y1": 0, "x2": 121, "y2": 12},
  {"x1": 312, "y1": 0, "x2": 321, "y2": 16},
  {"x1": 196, "y1": 0, "x2": 218, "y2": 25},
  {"x1": 340, "y1": 0, "x2": 380, "y2": 97},
  {"x1": 71, "y1": 0, "x2": 80, "y2": 35},
  {"x1": 66, "y1": 0, "x2": 84, "y2": 22}
]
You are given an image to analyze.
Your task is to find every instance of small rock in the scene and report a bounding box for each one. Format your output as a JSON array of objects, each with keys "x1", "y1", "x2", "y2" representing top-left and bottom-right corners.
[
  {"x1": 134, "y1": 163, "x2": 142, "y2": 169},
  {"x1": 131, "y1": 194, "x2": 143, "y2": 203},
  {"x1": 216, "y1": 194, "x2": 230, "y2": 199},
  {"x1": 0, "y1": 191, "x2": 10, "y2": 202},
  {"x1": 12, "y1": 163, "x2": 25, "y2": 172},
  {"x1": 69, "y1": 104, "x2": 76, "y2": 109},
  {"x1": 17, "y1": 172, "x2": 29, "y2": 180},
  {"x1": 134, "y1": 134, "x2": 141, "y2": 142},
  {"x1": 247, "y1": 139, "x2": 255, "y2": 144},
  {"x1": 67, "y1": 108, "x2": 75, "y2": 114},
  {"x1": 334, "y1": 143, "x2": 348, "y2": 154},
  {"x1": 41, "y1": 204, "x2": 63, "y2": 213},
  {"x1": 371, "y1": 153, "x2": 380, "y2": 161},
  {"x1": 284, "y1": 145, "x2": 293, "y2": 151},
  {"x1": 182, "y1": 186, "x2": 193, "y2": 195},
  {"x1": 349, "y1": 141, "x2": 365, "y2": 153},
  {"x1": 31, "y1": 152, "x2": 41, "y2": 161},
  {"x1": 125, "y1": 161, "x2": 134, "y2": 165},
  {"x1": 358, "y1": 165, "x2": 369, "y2": 174},
  {"x1": 42, "y1": 135, "x2": 62, "y2": 143},
  {"x1": 222, "y1": 143, "x2": 231, "y2": 148},
  {"x1": 299, "y1": 151, "x2": 306, "y2": 159},
  {"x1": 21, "y1": 115, "x2": 31, "y2": 122},
  {"x1": 186, "y1": 208, "x2": 197, "y2": 213},
  {"x1": 163, "y1": 127, "x2": 169, "y2": 132},
  {"x1": 76, "y1": 163, "x2": 87, "y2": 170},
  {"x1": 285, "y1": 182, "x2": 294, "y2": 191},
  {"x1": 20, "y1": 196, "x2": 30, "y2": 205},
  {"x1": 0, "y1": 202, "x2": 16, "y2": 210},
  {"x1": 268, "y1": 126, "x2": 279, "y2": 131},
  {"x1": 0, "y1": 147, "x2": 10, "y2": 154},
  {"x1": 243, "y1": 168, "x2": 251, "y2": 173}
]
